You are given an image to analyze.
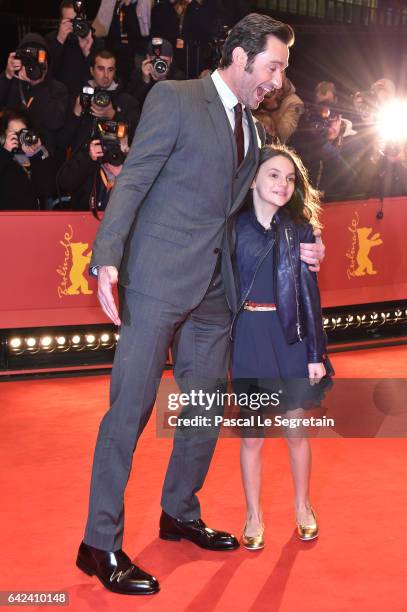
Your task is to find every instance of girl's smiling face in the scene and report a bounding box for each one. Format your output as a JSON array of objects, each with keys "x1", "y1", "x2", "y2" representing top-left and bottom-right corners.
[{"x1": 252, "y1": 154, "x2": 296, "y2": 209}]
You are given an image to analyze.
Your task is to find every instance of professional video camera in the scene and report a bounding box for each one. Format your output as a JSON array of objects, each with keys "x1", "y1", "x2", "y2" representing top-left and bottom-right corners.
[
  {"x1": 12, "y1": 128, "x2": 40, "y2": 154},
  {"x1": 95, "y1": 120, "x2": 128, "y2": 166},
  {"x1": 150, "y1": 38, "x2": 169, "y2": 76},
  {"x1": 80, "y1": 86, "x2": 112, "y2": 113},
  {"x1": 71, "y1": 0, "x2": 90, "y2": 39},
  {"x1": 15, "y1": 46, "x2": 47, "y2": 81}
]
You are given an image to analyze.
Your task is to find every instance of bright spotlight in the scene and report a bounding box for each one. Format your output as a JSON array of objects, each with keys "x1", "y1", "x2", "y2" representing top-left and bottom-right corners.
[
  {"x1": 10, "y1": 338, "x2": 22, "y2": 349},
  {"x1": 56, "y1": 336, "x2": 66, "y2": 345},
  {"x1": 41, "y1": 336, "x2": 52, "y2": 347},
  {"x1": 100, "y1": 333, "x2": 110, "y2": 342},
  {"x1": 26, "y1": 337, "x2": 36, "y2": 347},
  {"x1": 72, "y1": 335, "x2": 81, "y2": 344},
  {"x1": 86, "y1": 334, "x2": 96, "y2": 344},
  {"x1": 376, "y1": 99, "x2": 407, "y2": 144}
]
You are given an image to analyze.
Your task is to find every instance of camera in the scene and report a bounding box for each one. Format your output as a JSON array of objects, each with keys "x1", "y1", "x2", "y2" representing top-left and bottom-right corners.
[
  {"x1": 95, "y1": 120, "x2": 128, "y2": 166},
  {"x1": 150, "y1": 38, "x2": 169, "y2": 77},
  {"x1": 71, "y1": 0, "x2": 90, "y2": 39},
  {"x1": 15, "y1": 46, "x2": 47, "y2": 81},
  {"x1": 80, "y1": 86, "x2": 112, "y2": 113},
  {"x1": 302, "y1": 105, "x2": 339, "y2": 133},
  {"x1": 12, "y1": 128, "x2": 39, "y2": 153}
]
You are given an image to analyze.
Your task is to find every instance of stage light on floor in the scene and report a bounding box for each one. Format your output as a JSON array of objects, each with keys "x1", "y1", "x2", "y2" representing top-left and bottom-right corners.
[
  {"x1": 56, "y1": 336, "x2": 66, "y2": 345},
  {"x1": 72, "y1": 335, "x2": 81, "y2": 345},
  {"x1": 41, "y1": 336, "x2": 53, "y2": 347},
  {"x1": 26, "y1": 337, "x2": 36, "y2": 347},
  {"x1": 100, "y1": 333, "x2": 110, "y2": 343},
  {"x1": 86, "y1": 334, "x2": 96, "y2": 344},
  {"x1": 10, "y1": 338, "x2": 22, "y2": 349}
]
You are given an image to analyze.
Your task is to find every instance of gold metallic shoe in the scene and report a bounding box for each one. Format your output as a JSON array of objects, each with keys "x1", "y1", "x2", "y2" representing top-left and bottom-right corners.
[
  {"x1": 296, "y1": 508, "x2": 318, "y2": 541},
  {"x1": 242, "y1": 523, "x2": 265, "y2": 550}
]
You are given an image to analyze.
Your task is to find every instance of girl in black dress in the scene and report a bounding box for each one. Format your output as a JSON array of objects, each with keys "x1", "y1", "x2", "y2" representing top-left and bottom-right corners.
[{"x1": 232, "y1": 144, "x2": 332, "y2": 549}]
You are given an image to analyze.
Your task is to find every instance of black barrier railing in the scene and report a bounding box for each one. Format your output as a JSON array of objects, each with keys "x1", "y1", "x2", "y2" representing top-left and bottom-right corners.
[{"x1": 254, "y1": 0, "x2": 407, "y2": 28}]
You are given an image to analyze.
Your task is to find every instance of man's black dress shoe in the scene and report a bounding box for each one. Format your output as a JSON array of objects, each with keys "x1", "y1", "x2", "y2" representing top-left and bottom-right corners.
[
  {"x1": 159, "y1": 510, "x2": 239, "y2": 550},
  {"x1": 76, "y1": 542, "x2": 159, "y2": 595}
]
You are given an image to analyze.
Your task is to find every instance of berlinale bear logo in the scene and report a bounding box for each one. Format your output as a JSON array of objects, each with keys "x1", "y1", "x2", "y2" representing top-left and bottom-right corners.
[
  {"x1": 346, "y1": 212, "x2": 383, "y2": 279},
  {"x1": 57, "y1": 224, "x2": 94, "y2": 297}
]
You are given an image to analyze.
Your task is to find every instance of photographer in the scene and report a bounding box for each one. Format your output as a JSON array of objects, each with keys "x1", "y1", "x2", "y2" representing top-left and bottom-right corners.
[
  {"x1": 0, "y1": 34, "x2": 69, "y2": 158},
  {"x1": 290, "y1": 104, "x2": 357, "y2": 201},
  {"x1": 65, "y1": 49, "x2": 140, "y2": 151},
  {"x1": 0, "y1": 108, "x2": 57, "y2": 210},
  {"x1": 57, "y1": 121, "x2": 129, "y2": 211},
  {"x1": 348, "y1": 78, "x2": 407, "y2": 197},
  {"x1": 93, "y1": 0, "x2": 151, "y2": 86},
  {"x1": 47, "y1": 0, "x2": 104, "y2": 97},
  {"x1": 126, "y1": 37, "x2": 185, "y2": 108}
]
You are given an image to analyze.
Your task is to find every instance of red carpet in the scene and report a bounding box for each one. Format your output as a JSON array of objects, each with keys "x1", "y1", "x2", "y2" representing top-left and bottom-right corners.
[{"x1": 1, "y1": 346, "x2": 407, "y2": 611}]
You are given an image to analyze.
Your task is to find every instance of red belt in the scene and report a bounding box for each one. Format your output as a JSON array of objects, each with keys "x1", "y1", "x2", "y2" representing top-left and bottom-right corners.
[{"x1": 243, "y1": 301, "x2": 277, "y2": 312}]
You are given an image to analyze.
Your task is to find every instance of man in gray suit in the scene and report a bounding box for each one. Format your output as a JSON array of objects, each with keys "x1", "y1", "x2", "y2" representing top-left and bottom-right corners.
[{"x1": 76, "y1": 13, "x2": 324, "y2": 595}]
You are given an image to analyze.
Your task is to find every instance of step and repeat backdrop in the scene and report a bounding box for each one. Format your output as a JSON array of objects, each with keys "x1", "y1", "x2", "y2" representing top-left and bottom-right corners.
[{"x1": 1, "y1": 197, "x2": 406, "y2": 329}]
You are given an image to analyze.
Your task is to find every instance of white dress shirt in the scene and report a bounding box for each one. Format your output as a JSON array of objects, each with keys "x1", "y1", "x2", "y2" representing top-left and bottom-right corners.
[{"x1": 211, "y1": 69, "x2": 250, "y2": 156}]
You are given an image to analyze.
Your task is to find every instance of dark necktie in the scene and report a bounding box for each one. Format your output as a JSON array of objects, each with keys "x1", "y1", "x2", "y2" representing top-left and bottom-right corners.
[{"x1": 234, "y1": 103, "x2": 244, "y2": 167}]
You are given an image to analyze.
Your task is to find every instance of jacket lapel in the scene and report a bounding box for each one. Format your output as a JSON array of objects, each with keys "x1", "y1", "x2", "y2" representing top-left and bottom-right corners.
[
  {"x1": 201, "y1": 75, "x2": 235, "y2": 180},
  {"x1": 228, "y1": 110, "x2": 259, "y2": 217}
]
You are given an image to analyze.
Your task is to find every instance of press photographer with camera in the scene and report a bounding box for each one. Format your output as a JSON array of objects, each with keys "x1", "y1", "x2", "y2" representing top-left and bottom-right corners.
[
  {"x1": 0, "y1": 33, "x2": 69, "y2": 159},
  {"x1": 57, "y1": 119, "x2": 129, "y2": 211},
  {"x1": 290, "y1": 102, "x2": 357, "y2": 201},
  {"x1": 0, "y1": 108, "x2": 57, "y2": 210},
  {"x1": 93, "y1": 0, "x2": 151, "y2": 86},
  {"x1": 47, "y1": 0, "x2": 104, "y2": 97},
  {"x1": 126, "y1": 37, "x2": 185, "y2": 108},
  {"x1": 64, "y1": 49, "x2": 140, "y2": 151},
  {"x1": 347, "y1": 78, "x2": 407, "y2": 198}
]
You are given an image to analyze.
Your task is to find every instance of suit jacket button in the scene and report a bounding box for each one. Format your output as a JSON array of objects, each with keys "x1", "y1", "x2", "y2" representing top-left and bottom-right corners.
[{"x1": 213, "y1": 247, "x2": 221, "y2": 254}]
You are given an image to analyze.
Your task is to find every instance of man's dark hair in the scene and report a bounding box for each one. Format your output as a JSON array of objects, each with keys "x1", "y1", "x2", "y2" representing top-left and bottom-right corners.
[
  {"x1": 220, "y1": 13, "x2": 294, "y2": 69},
  {"x1": 90, "y1": 49, "x2": 117, "y2": 68},
  {"x1": 59, "y1": 0, "x2": 74, "y2": 17}
]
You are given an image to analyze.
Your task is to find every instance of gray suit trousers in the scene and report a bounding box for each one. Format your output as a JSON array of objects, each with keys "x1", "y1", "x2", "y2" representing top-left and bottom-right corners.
[{"x1": 83, "y1": 277, "x2": 231, "y2": 551}]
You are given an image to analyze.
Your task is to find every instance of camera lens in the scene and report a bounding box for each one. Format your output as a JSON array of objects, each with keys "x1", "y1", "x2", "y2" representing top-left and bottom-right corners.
[
  {"x1": 93, "y1": 91, "x2": 111, "y2": 107},
  {"x1": 19, "y1": 129, "x2": 39, "y2": 147},
  {"x1": 72, "y1": 18, "x2": 90, "y2": 38},
  {"x1": 153, "y1": 58, "x2": 168, "y2": 76}
]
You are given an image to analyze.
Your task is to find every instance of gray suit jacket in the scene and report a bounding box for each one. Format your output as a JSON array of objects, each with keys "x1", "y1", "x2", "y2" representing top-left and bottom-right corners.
[{"x1": 90, "y1": 75, "x2": 259, "y2": 313}]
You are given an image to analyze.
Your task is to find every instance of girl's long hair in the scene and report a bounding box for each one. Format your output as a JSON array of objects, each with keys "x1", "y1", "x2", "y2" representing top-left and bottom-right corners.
[{"x1": 255, "y1": 144, "x2": 323, "y2": 229}]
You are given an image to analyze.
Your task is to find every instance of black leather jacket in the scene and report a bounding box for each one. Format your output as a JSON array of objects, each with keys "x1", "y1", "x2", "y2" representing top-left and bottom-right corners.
[{"x1": 231, "y1": 207, "x2": 328, "y2": 365}]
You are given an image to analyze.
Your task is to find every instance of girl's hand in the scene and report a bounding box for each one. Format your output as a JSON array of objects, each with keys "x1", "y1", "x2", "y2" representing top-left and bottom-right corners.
[{"x1": 308, "y1": 362, "x2": 326, "y2": 386}]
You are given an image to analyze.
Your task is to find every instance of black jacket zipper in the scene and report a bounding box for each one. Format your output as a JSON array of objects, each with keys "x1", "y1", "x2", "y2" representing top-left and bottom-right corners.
[{"x1": 285, "y1": 226, "x2": 302, "y2": 341}]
